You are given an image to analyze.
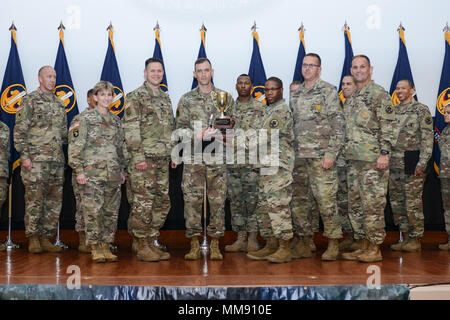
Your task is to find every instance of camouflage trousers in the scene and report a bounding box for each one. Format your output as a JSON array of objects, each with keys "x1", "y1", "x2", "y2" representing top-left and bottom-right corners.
[
  {"x1": 0, "y1": 177, "x2": 7, "y2": 210},
  {"x1": 347, "y1": 160, "x2": 388, "y2": 244},
  {"x1": 255, "y1": 167, "x2": 293, "y2": 241},
  {"x1": 441, "y1": 178, "x2": 450, "y2": 235},
  {"x1": 72, "y1": 174, "x2": 84, "y2": 233},
  {"x1": 127, "y1": 157, "x2": 170, "y2": 239},
  {"x1": 182, "y1": 164, "x2": 227, "y2": 238},
  {"x1": 389, "y1": 168, "x2": 425, "y2": 239},
  {"x1": 337, "y1": 165, "x2": 353, "y2": 234},
  {"x1": 79, "y1": 178, "x2": 121, "y2": 246},
  {"x1": 21, "y1": 161, "x2": 64, "y2": 238},
  {"x1": 290, "y1": 159, "x2": 342, "y2": 239},
  {"x1": 227, "y1": 166, "x2": 259, "y2": 233}
]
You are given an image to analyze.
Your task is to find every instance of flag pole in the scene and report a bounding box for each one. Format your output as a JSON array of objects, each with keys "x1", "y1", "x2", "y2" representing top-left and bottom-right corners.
[
  {"x1": 201, "y1": 112, "x2": 213, "y2": 254},
  {"x1": 4, "y1": 176, "x2": 20, "y2": 250}
]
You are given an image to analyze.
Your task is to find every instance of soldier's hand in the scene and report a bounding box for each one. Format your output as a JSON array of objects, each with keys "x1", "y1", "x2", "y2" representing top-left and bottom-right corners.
[
  {"x1": 171, "y1": 161, "x2": 178, "y2": 169},
  {"x1": 376, "y1": 154, "x2": 389, "y2": 170},
  {"x1": 76, "y1": 173, "x2": 87, "y2": 185},
  {"x1": 22, "y1": 158, "x2": 32, "y2": 171},
  {"x1": 198, "y1": 127, "x2": 218, "y2": 140},
  {"x1": 120, "y1": 172, "x2": 126, "y2": 184},
  {"x1": 135, "y1": 161, "x2": 148, "y2": 171},
  {"x1": 414, "y1": 168, "x2": 424, "y2": 176},
  {"x1": 321, "y1": 158, "x2": 335, "y2": 170}
]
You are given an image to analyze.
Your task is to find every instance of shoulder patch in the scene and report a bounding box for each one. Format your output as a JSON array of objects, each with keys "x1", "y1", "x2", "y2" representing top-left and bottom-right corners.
[
  {"x1": 425, "y1": 116, "x2": 432, "y2": 125},
  {"x1": 385, "y1": 106, "x2": 393, "y2": 114},
  {"x1": 269, "y1": 117, "x2": 280, "y2": 129}
]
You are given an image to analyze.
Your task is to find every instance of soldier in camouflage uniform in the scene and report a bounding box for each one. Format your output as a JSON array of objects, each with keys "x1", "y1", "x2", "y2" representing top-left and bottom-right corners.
[
  {"x1": 0, "y1": 121, "x2": 9, "y2": 251},
  {"x1": 337, "y1": 75, "x2": 358, "y2": 252},
  {"x1": 438, "y1": 104, "x2": 450, "y2": 251},
  {"x1": 69, "y1": 81, "x2": 126, "y2": 263},
  {"x1": 72, "y1": 89, "x2": 95, "y2": 254},
  {"x1": 341, "y1": 55, "x2": 397, "y2": 262},
  {"x1": 289, "y1": 53, "x2": 344, "y2": 261},
  {"x1": 225, "y1": 74, "x2": 265, "y2": 253},
  {"x1": 174, "y1": 58, "x2": 234, "y2": 261},
  {"x1": 246, "y1": 77, "x2": 295, "y2": 263},
  {"x1": 389, "y1": 80, "x2": 433, "y2": 252},
  {"x1": 123, "y1": 58, "x2": 174, "y2": 262},
  {"x1": 14, "y1": 66, "x2": 67, "y2": 254}
]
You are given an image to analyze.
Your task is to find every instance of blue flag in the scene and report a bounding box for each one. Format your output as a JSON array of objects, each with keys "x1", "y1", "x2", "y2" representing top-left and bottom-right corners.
[
  {"x1": 389, "y1": 26, "x2": 416, "y2": 106},
  {"x1": 191, "y1": 26, "x2": 209, "y2": 90},
  {"x1": 100, "y1": 26, "x2": 125, "y2": 118},
  {"x1": 293, "y1": 26, "x2": 306, "y2": 83},
  {"x1": 338, "y1": 25, "x2": 354, "y2": 102},
  {"x1": 0, "y1": 27, "x2": 27, "y2": 171},
  {"x1": 54, "y1": 26, "x2": 79, "y2": 127},
  {"x1": 249, "y1": 29, "x2": 267, "y2": 104},
  {"x1": 153, "y1": 26, "x2": 168, "y2": 92},
  {"x1": 433, "y1": 28, "x2": 450, "y2": 174}
]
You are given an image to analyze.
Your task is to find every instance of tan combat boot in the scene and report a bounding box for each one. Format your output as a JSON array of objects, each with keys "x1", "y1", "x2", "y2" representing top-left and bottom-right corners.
[
  {"x1": 225, "y1": 231, "x2": 247, "y2": 252},
  {"x1": 28, "y1": 235, "x2": 43, "y2": 254},
  {"x1": 91, "y1": 244, "x2": 106, "y2": 263},
  {"x1": 210, "y1": 238, "x2": 223, "y2": 260},
  {"x1": 339, "y1": 234, "x2": 355, "y2": 252},
  {"x1": 137, "y1": 237, "x2": 160, "y2": 262},
  {"x1": 247, "y1": 232, "x2": 260, "y2": 252},
  {"x1": 132, "y1": 236, "x2": 139, "y2": 254},
  {"x1": 101, "y1": 243, "x2": 119, "y2": 262},
  {"x1": 148, "y1": 237, "x2": 170, "y2": 260},
  {"x1": 267, "y1": 239, "x2": 292, "y2": 263},
  {"x1": 184, "y1": 237, "x2": 201, "y2": 260},
  {"x1": 390, "y1": 233, "x2": 409, "y2": 251},
  {"x1": 40, "y1": 237, "x2": 63, "y2": 253},
  {"x1": 246, "y1": 238, "x2": 278, "y2": 260},
  {"x1": 438, "y1": 241, "x2": 450, "y2": 250},
  {"x1": 341, "y1": 239, "x2": 369, "y2": 260},
  {"x1": 78, "y1": 232, "x2": 91, "y2": 253},
  {"x1": 322, "y1": 239, "x2": 340, "y2": 261},
  {"x1": 358, "y1": 242, "x2": 382, "y2": 262},
  {"x1": 402, "y1": 238, "x2": 421, "y2": 252}
]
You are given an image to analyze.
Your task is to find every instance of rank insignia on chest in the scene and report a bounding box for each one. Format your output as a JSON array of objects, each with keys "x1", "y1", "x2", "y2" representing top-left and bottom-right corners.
[
  {"x1": 385, "y1": 106, "x2": 393, "y2": 114},
  {"x1": 315, "y1": 104, "x2": 322, "y2": 111},
  {"x1": 269, "y1": 119, "x2": 279, "y2": 128}
]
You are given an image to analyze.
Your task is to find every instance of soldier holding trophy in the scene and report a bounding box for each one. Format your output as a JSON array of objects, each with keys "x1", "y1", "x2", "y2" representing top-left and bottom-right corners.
[{"x1": 174, "y1": 58, "x2": 234, "y2": 261}]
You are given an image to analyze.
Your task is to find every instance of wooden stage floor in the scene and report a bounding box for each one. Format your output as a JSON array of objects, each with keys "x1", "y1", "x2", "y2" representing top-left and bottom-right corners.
[{"x1": 0, "y1": 230, "x2": 448, "y2": 288}]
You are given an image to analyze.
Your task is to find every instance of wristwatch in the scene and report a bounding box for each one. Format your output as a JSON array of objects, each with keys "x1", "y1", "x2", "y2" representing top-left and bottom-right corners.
[{"x1": 380, "y1": 149, "x2": 390, "y2": 155}]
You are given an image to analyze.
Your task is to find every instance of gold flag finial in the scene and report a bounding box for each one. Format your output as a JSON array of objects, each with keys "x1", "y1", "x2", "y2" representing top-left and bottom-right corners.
[
  {"x1": 58, "y1": 21, "x2": 65, "y2": 31},
  {"x1": 397, "y1": 22, "x2": 405, "y2": 32},
  {"x1": 298, "y1": 22, "x2": 305, "y2": 32},
  {"x1": 107, "y1": 21, "x2": 113, "y2": 31},
  {"x1": 153, "y1": 21, "x2": 160, "y2": 31},
  {"x1": 343, "y1": 21, "x2": 350, "y2": 31},
  {"x1": 251, "y1": 21, "x2": 257, "y2": 32},
  {"x1": 444, "y1": 22, "x2": 450, "y2": 32},
  {"x1": 9, "y1": 21, "x2": 17, "y2": 31},
  {"x1": 200, "y1": 23, "x2": 207, "y2": 32}
]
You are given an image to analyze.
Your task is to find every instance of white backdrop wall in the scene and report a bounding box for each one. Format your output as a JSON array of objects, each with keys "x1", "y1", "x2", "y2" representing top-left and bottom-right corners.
[{"x1": 1, "y1": 0, "x2": 449, "y2": 115}]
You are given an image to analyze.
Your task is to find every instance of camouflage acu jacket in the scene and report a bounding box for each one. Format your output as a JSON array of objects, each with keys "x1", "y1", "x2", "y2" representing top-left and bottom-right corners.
[
  {"x1": 0, "y1": 121, "x2": 10, "y2": 178},
  {"x1": 390, "y1": 101, "x2": 433, "y2": 171},
  {"x1": 290, "y1": 79, "x2": 345, "y2": 161},
  {"x1": 344, "y1": 81, "x2": 397, "y2": 162},
  {"x1": 14, "y1": 88, "x2": 68, "y2": 163},
  {"x1": 68, "y1": 108, "x2": 125, "y2": 182},
  {"x1": 123, "y1": 82, "x2": 175, "y2": 163},
  {"x1": 439, "y1": 125, "x2": 450, "y2": 178}
]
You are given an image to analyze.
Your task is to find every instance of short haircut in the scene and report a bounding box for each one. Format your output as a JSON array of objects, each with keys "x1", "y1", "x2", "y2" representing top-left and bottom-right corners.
[
  {"x1": 38, "y1": 66, "x2": 54, "y2": 76},
  {"x1": 342, "y1": 75, "x2": 356, "y2": 84},
  {"x1": 397, "y1": 79, "x2": 415, "y2": 89},
  {"x1": 92, "y1": 80, "x2": 114, "y2": 96},
  {"x1": 290, "y1": 81, "x2": 303, "y2": 87},
  {"x1": 352, "y1": 54, "x2": 371, "y2": 66},
  {"x1": 194, "y1": 57, "x2": 212, "y2": 68},
  {"x1": 145, "y1": 57, "x2": 163, "y2": 68},
  {"x1": 87, "y1": 89, "x2": 94, "y2": 98},
  {"x1": 237, "y1": 74, "x2": 252, "y2": 83},
  {"x1": 266, "y1": 77, "x2": 283, "y2": 89},
  {"x1": 305, "y1": 53, "x2": 321, "y2": 66}
]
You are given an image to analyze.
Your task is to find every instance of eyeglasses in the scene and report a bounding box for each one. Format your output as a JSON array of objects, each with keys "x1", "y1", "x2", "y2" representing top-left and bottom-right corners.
[
  {"x1": 264, "y1": 87, "x2": 281, "y2": 93},
  {"x1": 302, "y1": 63, "x2": 320, "y2": 69}
]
